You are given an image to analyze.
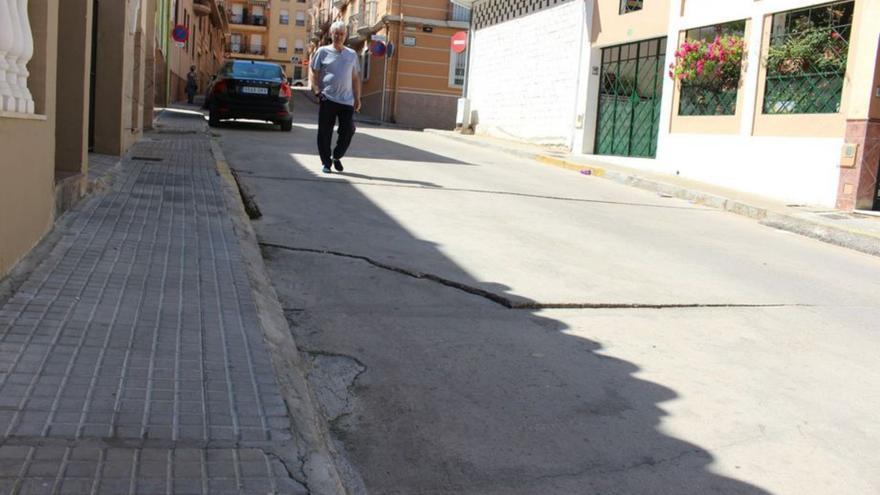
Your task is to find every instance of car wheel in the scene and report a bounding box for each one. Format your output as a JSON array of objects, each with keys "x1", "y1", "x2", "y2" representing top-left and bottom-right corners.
[
  {"x1": 280, "y1": 120, "x2": 293, "y2": 132},
  {"x1": 208, "y1": 111, "x2": 219, "y2": 127}
]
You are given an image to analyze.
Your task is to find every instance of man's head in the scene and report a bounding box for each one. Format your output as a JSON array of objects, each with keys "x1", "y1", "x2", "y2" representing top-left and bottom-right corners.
[
  {"x1": 329, "y1": 21, "x2": 346, "y2": 47},
  {"x1": 190, "y1": 65, "x2": 196, "y2": 72}
]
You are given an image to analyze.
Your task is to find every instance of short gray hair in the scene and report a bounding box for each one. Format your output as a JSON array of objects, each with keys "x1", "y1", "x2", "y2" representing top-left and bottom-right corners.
[{"x1": 330, "y1": 20, "x2": 346, "y2": 34}]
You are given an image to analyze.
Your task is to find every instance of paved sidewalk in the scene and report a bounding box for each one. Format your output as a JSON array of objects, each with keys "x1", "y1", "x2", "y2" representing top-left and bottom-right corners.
[
  {"x1": 427, "y1": 129, "x2": 880, "y2": 257},
  {"x1": 0, "y1": 109, "x2": 309, "y2": 494}
]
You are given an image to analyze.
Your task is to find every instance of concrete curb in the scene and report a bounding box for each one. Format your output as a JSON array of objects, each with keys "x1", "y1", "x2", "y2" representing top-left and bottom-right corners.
[
  {"x1": 210, "y1": 138, "x2": 350, "y2": 495},
  {"x1": 425, "y1": 129, "x2": 880, "y2": 258}
]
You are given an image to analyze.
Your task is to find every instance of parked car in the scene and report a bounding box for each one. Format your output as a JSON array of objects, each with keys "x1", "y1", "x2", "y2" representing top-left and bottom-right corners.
[{"x1": 206, "y1": 60, "x2": 293, "y2": 131}]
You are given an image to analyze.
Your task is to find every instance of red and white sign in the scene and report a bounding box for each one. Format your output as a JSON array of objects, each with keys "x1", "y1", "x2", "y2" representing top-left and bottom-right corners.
[{"x1": 451, "y1": 31, "x2": 467, "y2": 54}]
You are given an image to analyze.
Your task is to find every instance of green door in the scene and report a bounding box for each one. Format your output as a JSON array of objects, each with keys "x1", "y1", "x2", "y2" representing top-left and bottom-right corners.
[{"x1": 595, "y1": 37, "x2": 667, "y2": 158}]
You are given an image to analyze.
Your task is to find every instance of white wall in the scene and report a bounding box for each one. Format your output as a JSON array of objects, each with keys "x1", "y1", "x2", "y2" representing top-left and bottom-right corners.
[{"x1": 468, "y1": 1, "x2": 587, "y2": 147}]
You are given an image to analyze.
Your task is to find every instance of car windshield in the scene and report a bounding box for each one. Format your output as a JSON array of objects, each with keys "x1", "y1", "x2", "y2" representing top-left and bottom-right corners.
[{"x1": 229, "y1": 63, "x2": 284, "y2": 80}]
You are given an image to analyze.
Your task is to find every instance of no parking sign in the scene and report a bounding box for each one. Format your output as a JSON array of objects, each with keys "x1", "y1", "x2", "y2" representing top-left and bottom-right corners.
[{"x1": 172, "y1": 24, "x2": 188, "y2": 48}]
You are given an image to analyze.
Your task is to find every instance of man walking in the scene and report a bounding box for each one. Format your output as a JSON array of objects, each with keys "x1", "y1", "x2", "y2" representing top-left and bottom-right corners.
[
  {"x1": 186, "y1": 66, "x2": 198, "y2": 105},
  {"x1": 310, "y1": 21, "x2": 362, "y2": 174}
]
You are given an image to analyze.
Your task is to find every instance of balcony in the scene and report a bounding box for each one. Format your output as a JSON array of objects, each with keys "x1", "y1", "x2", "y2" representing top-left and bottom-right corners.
[
  {"x1": 227, "y1": 9, "x2": 269, "y2": 31},
  {"x1": 228, "y1": 45, "x2": 267, "y2": 59},
  {"x1": 194, "y1": 0, "x2": 211, "y2": 17}
]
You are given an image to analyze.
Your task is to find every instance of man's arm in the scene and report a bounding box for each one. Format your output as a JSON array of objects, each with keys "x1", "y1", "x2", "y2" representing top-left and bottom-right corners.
[
  {"x1": 310, "y1": 67, "x2": 321, "y2": 96},
  {"x1": 351, "y1": 70, "x2": 362, "y2": 112},
  {"x1": 309, "y1": 50, "x2": 322, "y2": 95}
]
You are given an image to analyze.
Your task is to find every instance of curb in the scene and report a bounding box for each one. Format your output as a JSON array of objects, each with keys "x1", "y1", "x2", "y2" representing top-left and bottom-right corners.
[
  {"x1": 210, "y1": 137, "x2": 350, "y2": 495},
  {"x1": 425, "y1": 130, "x2": 880, "y2": 258}
]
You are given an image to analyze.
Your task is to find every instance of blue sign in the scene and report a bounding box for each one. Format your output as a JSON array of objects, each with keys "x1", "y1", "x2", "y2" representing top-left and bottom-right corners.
[
  {"x1": 172, "y1": 24, "x2": 189, "y2": 43},
  {"x1": 370, "y1": 41, "x2": 386, "y2": 57}
]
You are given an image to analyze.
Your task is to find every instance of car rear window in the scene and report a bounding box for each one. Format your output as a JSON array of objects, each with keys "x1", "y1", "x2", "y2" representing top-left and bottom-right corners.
[{"x1": 229, "y1": 63, "x2": 284, "y2": 80}]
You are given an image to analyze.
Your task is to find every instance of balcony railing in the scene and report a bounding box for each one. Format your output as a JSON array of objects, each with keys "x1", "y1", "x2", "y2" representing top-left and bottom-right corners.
[
  {"x1": 229, "y1": 45, "x2": 266, "y2": 56},
  {"x1": 227, "y1": 10, "x2": 268, "y2": 26},
  {"x1": 0, "y1": 0, "x2": 35, "y2": 114}
]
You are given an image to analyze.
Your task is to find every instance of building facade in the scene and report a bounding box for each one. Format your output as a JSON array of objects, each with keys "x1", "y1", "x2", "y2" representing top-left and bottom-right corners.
[
  {"x1": 158, "y1": 0, "x2": 229, "y2": 105},
  {"x1": 309, "y1": 0, "x2": 470, "y2": 129},
  {"x1": 465, "y1": 0, "x2": 880, "y2": 211},
  {"x1": 224, "y1": 0, "x2": 311, "y2": 81},
  {"x1": 0, "y1": 0, "x2": 159, "y2": 279}
]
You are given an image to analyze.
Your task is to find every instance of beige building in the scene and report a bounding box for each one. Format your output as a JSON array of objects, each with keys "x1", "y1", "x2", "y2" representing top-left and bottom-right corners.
[
  {"x1": 224, "y1": 0, "x2": 311, "y2": 82},
  {"x1": 0, "y1": 0, "x2": 159, "y2": 279},
  {"x1": 308, "y1": 0, "x2": 470, "y2": 129},
  {"x1": 157, "y1": 0, "x2": 230, "y2": 105}
]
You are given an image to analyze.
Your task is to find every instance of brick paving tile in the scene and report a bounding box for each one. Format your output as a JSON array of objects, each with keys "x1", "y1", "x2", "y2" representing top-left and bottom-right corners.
[{"x1": 0, "y1": 109, "x2": 305, "y2": 494}]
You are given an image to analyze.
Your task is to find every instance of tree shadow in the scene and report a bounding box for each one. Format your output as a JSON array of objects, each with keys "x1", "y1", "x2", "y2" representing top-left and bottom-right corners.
[{"x1": 221, "y1": 130, "x2": 774, "y2": 494}]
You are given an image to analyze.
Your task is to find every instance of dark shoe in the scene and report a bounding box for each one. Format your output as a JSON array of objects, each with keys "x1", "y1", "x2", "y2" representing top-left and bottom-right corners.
[
  {"x1": 332, "y1": 159, "x2": 344, "y2": 172},
  {"x1": 322, "y1": 165, "x2": 332, "y2": 174}
]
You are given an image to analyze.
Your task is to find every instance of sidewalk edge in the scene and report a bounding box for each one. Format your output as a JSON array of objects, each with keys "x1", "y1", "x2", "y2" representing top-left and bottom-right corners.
[
  {"x1": 210, "y1": 138, "x2": 350, "y2": 495},
  {"x1": 425, "y1": 130, "x2": 880, "y2": 257}
]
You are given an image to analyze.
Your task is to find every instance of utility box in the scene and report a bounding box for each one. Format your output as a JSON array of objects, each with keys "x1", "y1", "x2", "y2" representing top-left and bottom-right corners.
[
  {"x1": 455, "y1": 98, "x2": 471, "y2": 130},
  {"x1": 840, "y1": 143, "x2": 859, "y2": 168}
]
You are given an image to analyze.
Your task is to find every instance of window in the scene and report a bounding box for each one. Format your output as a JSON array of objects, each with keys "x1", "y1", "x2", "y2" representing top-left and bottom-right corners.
[
  {"x1": 250, "y1": 34, "x2": 263, "y2": 55},
  {"x1": 763, "y1": 0, "x2": 853, "y2": 114},
  {"x1": 448, "y1": 49, "x2": 465, "y2": 87},
  {"x1": 294, "y1": 39, "x2": 304, "y2": 54},
  {"x1": 280, "y1": 9, "x2": 290, "y2": 24},
  {"x1": 278, "y1": 38, "x2": 288, "y2": 53},
  {"x1": 620, "y1": 0, "x2": 643, "y2": 14},
  {"x1": 230, "y1": 33, "x2": 242, "y2": 53},
  {"x1": 296, "y1": 11, "x2": 306, "y2": 26},
  {"x1": 675, "y1": 19, "x2": 747, "y2": 116},
  {"x1": 230, "y1": 4, "x2": 243, "y2": 23},
  {"x1": 450, "y1": 2, "x2": 471, "y2": 22}
]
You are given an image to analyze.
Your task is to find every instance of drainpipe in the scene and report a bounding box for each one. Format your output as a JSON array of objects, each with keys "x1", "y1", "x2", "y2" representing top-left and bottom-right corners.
[{"x1": 569, "y1": 0, "x2": 587, "y2": 150}]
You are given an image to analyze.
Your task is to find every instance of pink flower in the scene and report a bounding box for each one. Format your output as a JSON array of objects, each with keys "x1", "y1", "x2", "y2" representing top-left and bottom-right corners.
[{"x1": 696, "y1": 60, "x2": 705, "y2": 75}]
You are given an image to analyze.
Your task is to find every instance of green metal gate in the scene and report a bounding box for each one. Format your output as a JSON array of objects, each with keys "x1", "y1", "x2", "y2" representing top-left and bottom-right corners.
[{"x1": 595, "y1": 37, "x2": 667, "y2": 158}]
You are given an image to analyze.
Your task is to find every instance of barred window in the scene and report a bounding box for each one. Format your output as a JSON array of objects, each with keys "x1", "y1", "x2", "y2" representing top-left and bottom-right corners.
[{"x1": 763, "y1": 0, "x2": 854, "y2": 114}]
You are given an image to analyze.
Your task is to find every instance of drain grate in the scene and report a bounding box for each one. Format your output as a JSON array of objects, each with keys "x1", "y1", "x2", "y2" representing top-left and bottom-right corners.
[{"x1": 131, "y1": 156, "x2": 164, "y2": 162}]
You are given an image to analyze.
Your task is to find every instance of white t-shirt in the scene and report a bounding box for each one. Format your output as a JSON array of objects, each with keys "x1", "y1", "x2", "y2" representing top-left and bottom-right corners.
[{"x1": 310, "y1": 45, "x2": 360, "y2": 106}]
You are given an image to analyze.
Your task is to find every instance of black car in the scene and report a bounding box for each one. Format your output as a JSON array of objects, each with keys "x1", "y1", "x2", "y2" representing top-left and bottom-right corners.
[{"x1": 207, "y1": 61, "x2": 293, "y2": 131}]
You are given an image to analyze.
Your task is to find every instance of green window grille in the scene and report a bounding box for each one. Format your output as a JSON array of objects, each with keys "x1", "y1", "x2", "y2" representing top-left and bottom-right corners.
[
  {"x1": 620, "y1": 0, "x2": 643, "y2": 14},
  {"x1": 763, "y1": 0, "x2": 854, "y2": 115},
  {"x1": 595, "y1": 37, "x2": 666, "y2": 158},
  {"x1": 678, "y1": 20, "x2": 746, "y2": 116}
]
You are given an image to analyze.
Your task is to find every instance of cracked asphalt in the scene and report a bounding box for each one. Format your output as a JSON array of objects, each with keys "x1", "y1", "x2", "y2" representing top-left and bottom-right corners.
[{"x1": 216, "y1": 91, "x2": 880, "y2": 495}]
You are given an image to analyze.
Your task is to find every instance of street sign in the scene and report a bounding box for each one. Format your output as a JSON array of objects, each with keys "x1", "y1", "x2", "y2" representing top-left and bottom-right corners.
[
  {"x1": 403, "y1": 36, "x2": 416, "y2": 47},
  {"x1": 370, "y1": 41, "x2": 386, "y2": 57},
  {"x1": 172, "y1": 24, "x2": 189, "y2": 44},
  {"x1": 451, "y1": 31, "x2": 467, "y2": 53}
]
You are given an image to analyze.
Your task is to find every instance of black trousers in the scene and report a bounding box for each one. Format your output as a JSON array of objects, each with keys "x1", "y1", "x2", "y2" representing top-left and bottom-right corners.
[{"x1": 317, "y1": 98, "x2": 355, "y2": 166}]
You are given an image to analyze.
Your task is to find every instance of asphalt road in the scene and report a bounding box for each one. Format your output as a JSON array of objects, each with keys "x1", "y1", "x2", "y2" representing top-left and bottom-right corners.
[{"x1": 217, "y1": 90, "x2": 880, "y2": 495}]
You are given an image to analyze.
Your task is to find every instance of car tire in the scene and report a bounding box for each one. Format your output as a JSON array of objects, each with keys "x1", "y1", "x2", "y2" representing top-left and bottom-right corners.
[
  {"x1": 280, "y1": 120, "x2": 293, "y2": 132},
  {"x1": 208, "y1": 111, "x2": 219, "y2": 127}
]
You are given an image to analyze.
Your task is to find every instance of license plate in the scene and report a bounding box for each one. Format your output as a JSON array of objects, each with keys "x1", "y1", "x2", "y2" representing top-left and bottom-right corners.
[{"x1": 241, "y1": 86, "x2": 268, "y2": 95}]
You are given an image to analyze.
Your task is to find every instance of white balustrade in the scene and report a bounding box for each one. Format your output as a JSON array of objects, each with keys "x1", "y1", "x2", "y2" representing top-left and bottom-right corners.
[
  {"x1": 0, "y1": 0, "x2": 34, "y2": 114},
  {"x1": 0, "y1": 0, "x2": 14, "y2": 111},
  {"x1": 16, "y1": 0, "x2": 34, "y2": 113}
]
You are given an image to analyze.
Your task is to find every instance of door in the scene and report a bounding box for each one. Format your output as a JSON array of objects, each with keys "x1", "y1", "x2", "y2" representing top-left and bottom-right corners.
[
  {"x1": 595, "y1": 37, "x2": 666, "y2": 158},
  {"x1": 874, "y1": 158, "x2": 880, "y2": 211}
]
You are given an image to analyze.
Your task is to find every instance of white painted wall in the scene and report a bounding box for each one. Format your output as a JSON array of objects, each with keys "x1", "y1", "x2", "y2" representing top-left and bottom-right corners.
[
  {"x1": 649, "y1": 0, "x2": 849, "y2": 207},
  {"x1": 468, "y1": 1, "x2": 587, "y2": 147}
]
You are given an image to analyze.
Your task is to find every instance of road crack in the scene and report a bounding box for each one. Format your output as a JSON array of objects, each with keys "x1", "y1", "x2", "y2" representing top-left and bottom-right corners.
[{"x1": 260, "y1": 243, "x2": 810, "y2": 310}]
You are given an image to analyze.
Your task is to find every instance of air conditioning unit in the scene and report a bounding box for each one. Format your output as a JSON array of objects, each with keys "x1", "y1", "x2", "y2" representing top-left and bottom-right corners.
[{"x1": 455, "y1": 97, "x2": 471, "y2": 130}]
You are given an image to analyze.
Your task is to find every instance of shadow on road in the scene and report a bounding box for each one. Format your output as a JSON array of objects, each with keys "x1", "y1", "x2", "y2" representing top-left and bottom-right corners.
[{"x1": 219, "y1": 118, "x2": 773, "y2": 493}]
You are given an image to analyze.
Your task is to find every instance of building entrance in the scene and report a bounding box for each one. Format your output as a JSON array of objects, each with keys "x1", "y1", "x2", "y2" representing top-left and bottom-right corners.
[{"x1": 595, "y1": 37, "x2": 666, "y2": 158}]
